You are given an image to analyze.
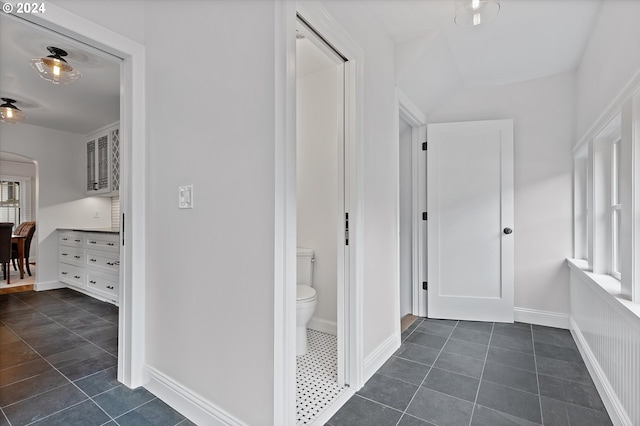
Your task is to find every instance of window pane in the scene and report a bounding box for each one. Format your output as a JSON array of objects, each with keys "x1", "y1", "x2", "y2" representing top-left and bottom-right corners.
[
  {"x1": 614, "y1": 208, "x2": 621, "y2": 274},
  {"x1": 613, "y1": 140, "x2": 621, "y2": 205}
]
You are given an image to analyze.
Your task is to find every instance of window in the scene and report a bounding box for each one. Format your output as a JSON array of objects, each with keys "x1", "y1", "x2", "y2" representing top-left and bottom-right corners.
[
  {"x1": 0, "y1": 176, "x2": 32, "y2": 229},
  {"x1": 611, "y1": 138, "x2": 621, "y2": 279},
  {"x1": 0, "y1": 180, "x2": 21, "y2": 226}
]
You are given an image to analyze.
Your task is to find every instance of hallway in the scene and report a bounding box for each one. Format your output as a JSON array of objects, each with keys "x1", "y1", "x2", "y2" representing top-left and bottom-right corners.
[
  {"x1": 329, "y1": 318, "x2": 612, "y2": 426},
  {"x1": 0, "y1": 289, "x2": 194, "y2": 425}
]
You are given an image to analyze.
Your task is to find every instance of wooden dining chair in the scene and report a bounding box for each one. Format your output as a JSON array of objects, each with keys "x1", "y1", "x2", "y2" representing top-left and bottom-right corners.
[
  {"x1": 11, "y1": 221, "x2": 36, "y2": 276},
  {"x1": 0, "y1": 222, "x2": 14, "y2": 284}
]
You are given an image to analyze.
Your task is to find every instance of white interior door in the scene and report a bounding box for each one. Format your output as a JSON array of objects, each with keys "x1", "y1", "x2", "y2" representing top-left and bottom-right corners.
[{"x1": 427, "y1": 119, "x2": 514, "y2": 322}]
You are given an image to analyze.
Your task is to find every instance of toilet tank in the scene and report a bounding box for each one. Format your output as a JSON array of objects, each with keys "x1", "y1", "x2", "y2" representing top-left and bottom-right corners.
[{"x1": 296, "y1": 248, "x2": 315, "y2": 287}]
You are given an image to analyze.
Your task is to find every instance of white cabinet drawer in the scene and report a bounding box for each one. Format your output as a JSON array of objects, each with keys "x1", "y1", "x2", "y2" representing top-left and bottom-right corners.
[
  {"x1": 59, "y1": 264, "x2": 85, "y2": 286},
  {"x1": 85, "y1": 233, "x2": 119, "y2": 253},
  {"x1": 86, "y1": 251, "x2": 119, "y2": 274},
  {"x1": 59, "y1": 247, "x2": 84, "y2": 266},
  {"x1": 59, "y1": 232, "x2": 84, "y2": 248},
  {"x1": 87, "y1": 274, "x2": 119, "y2": 299}
]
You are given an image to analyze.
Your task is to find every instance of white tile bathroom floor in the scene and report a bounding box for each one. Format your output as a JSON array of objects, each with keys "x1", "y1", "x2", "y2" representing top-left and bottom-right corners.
[{"x1": 296, "y1": 329, "x2": 348, "y2": 425}]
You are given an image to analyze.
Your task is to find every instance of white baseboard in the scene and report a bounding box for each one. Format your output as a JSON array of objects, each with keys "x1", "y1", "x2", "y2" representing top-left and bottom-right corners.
[
  {"x1": 308, "y1": 317, "x2": 337, "y2": 335},
  {"x1": 570, "y1": 318, "x2": 632, "y2": 426},
  {"x1": 35, "y1": 280, "x2": 65, "y2": 291},
  {"x1": 143, "y1": 365, "x2": 247, "y2": 426},
  {"x1": 513, "y1": 307, "x2": 569, "y2": 329},
  {"x1": 363, "y1": 332, "x2": 400, "y2": 384}
]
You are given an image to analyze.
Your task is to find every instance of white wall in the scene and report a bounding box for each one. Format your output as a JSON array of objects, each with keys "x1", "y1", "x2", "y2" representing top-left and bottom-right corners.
[
  {"x1": 575, "y1": 0, "x2": 640, "y2": 141},
  {"x1": 50, "y1": 0, "x2": 145, "y2": 44},
  {"x1": 320, "y1": 1, "x2": 399, "y2": 359},
  {"x1": 143, "y1": 1, "x2": 276, "y2": 424},
  {"x1": 0, "y1": 124, "x2": 111, "y2": 285},
  {"x1": 297, "y1": 66, "x2": 339, "y2": 330},
  {"x1": 399, "y1": 118, "x2": 412, "y2": 317},
  {"x1": 429, "y1": 72, "x2": 575, "y2": 316}
]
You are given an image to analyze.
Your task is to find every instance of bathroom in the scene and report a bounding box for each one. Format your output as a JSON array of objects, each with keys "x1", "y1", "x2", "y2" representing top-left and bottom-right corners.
[{"x1": 295, "y1": 21, "x2": 346, "y2": 425}]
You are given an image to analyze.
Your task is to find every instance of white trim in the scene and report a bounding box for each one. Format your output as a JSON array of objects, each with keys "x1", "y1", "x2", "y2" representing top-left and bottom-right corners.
[
  {"x1": 574, "y1": 67, "x2": 640, "y2": 155},
  {"x1": 363, "y1": 333, "x2": 400, "y2": 384},
  {"x1": 15, "y1": 2, "x2": 147, "y2": 388},
  {"x1": 570, "y1": 318, "x2": 633, "y2": 426},
  {"x1": 143, "y1": 365, "x2": 246, "y2": 426},
  {"x1": 396, "y1": 88, "x2": 428, "y2": 318},
  {"x1": 308, "y1": 317, "x2": 337, "y2": 336},
  {"x1": 33, "y1": 280, "x2": 64, "y2": 292},
  {"x1": 513, "y1": 307, "x2": 569, "y2": 329},
  {"x1": 273, "y1": 1, "x2": 297, "y2": 425}
]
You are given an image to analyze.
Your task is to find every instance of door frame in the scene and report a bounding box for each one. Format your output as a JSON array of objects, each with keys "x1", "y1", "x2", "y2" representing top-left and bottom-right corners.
[
  {"x1": 274, "y1": 0, "x2": 365, "y2": 423},
  {"x1": 11, "y1": 3, "x2": 147, "y2": 388},
  {"x1": 396, "y1": 89, "x2": 428, "y2": 318}
]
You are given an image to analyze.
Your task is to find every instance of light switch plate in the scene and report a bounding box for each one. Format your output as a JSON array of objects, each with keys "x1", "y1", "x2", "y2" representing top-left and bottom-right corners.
[{"x1": 178, "y1": 185, "x2": 193, "y2": 209}]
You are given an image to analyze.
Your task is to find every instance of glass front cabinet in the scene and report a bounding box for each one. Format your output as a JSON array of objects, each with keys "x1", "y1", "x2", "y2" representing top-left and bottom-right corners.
[{"x1": 86, "y1": 122, "x2": 120, "y2": 195}]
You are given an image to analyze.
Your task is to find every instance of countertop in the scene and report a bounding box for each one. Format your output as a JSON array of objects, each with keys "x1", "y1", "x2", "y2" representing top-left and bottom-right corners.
[{"x1": 58, "y1": 227, "x2": 120, "y2": 234}]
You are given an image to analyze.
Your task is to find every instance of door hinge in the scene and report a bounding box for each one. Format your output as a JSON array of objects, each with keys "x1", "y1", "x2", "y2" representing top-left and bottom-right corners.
[
  {"x1": 422, "y1": 141, "x2": 427, "y2": 151},
  {"x1": 422, "y1": 212, "x2": 428, "y2": 221},
  {"x1": 345, "y1": 212, "x2": 349, "y2": 245},
  {"x1": 423, "y1": 281, "x2": 428, "y2": 290}
]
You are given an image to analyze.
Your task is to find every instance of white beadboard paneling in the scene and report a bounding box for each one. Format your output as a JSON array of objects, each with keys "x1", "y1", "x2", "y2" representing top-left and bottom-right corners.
[{"x1": 569, "y1": 263, "x2": 640, "y2": 425}]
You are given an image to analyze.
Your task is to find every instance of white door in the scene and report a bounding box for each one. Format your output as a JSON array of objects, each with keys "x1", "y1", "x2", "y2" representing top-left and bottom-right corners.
[{"x1": 427, "y1": 119, "x2": 514, "y2": 322}]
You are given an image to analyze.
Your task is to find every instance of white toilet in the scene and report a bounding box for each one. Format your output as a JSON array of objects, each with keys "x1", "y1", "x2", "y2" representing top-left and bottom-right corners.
[{"x1": 296, "y1": 248, "x2": 317, "y2": 356}]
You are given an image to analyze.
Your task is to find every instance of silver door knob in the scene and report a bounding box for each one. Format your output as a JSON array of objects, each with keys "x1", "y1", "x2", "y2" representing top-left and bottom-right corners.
[{"x1": 503, "y1": 227, "x2": 513, "y2": 234}]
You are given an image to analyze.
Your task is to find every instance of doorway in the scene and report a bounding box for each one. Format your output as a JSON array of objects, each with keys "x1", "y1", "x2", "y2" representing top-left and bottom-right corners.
[
  {"x1": 397, "y1": 89, "x2": 428, "y2": 324},
  {"x1": 2, "y1": 6, "x2": 146, "y2": 388},
  {"x1": 295, "y1": 17, "x2": 349, "y2": 425}
]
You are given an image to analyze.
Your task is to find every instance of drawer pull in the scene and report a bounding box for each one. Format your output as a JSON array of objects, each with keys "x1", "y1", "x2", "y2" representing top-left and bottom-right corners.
[
  {"x1": 107, "y1": 242, "x2": 115, "y2": 246},
  {"x1": 74, "y1": 255, "x2": 81, "y2": 259},
  {"x1": 106, "y1": 262, "x2": 117, "y2": 266},
  {"x1": 90, "y1": 258, "x2": 97, "y2": 262},
  {"x1": 106, "y1": 285, "x2": 114, "y2": 290},
  {"x1": 61, "y1": 272, "x2": 68, "y2": 275},
  {"x1": 74, "y1": 275, "x2": 81, "y2": 279},
  {"x1": 89, "y1": 280, "x2": 97, "y2": 284},
  {"x1": 62, "y1": 253, "x2": 68, "y2": 256},
  {"x1": 74, "y1": 239, "x2": 81, "y2": 242},
  {"x1": 89, "y1": 240, "x2": 97, "y2": 244},
  {"x1": 62, "y1": 237, "x2": 68, "y2": 241}
]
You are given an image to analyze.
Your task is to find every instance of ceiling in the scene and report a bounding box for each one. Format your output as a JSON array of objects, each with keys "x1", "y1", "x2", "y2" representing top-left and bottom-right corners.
[
  {"x1": 0, "y1": 1, "x2": 602, "y2": 134},
  {"x1": 367, "y1": 0, "x2": 602, "y2": 115},
  {"x1": 0, "y1": 13, "x2": 120, "y2": 134}
]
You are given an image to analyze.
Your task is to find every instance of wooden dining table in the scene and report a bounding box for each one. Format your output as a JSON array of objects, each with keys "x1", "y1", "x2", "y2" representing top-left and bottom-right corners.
[{"x1": 11, "y1": 235, "x2": 25, "y2": 280}]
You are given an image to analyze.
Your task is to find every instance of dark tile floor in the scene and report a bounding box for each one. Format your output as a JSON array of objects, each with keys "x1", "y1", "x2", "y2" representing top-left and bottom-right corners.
[
  {"x1": 0, "y1": 288, "x2": 195, "y2": 426},
  {"x1": 328, "y1": 318, "x2": 613, "y2": 426}
]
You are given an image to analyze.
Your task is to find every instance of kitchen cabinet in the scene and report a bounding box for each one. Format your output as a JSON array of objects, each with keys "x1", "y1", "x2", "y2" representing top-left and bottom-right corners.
[
  {"x1": 86, "y1": 122, "x2": 120, "y2": 195},
  {"x1": 59, "y1": 229, "x2": 120, "y2": 305}
]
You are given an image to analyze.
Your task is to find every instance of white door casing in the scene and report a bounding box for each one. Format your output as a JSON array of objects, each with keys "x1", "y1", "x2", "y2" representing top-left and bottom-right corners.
[{"x1": 427, "y1": 119, "x2": 514, "y2": 322}]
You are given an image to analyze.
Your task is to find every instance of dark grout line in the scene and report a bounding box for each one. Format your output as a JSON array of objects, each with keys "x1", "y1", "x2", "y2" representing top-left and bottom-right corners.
[{"x1": 467, "y1": 322, "x2": 495, "y2": 426}]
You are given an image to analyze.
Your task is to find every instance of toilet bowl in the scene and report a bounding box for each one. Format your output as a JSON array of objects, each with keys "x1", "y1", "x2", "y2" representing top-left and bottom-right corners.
[
  {"x1": 296, "y1": 248, "x2": 316, "y2": 356},
  {"x1": 296, "y1": 285, "x2": 317, "y2": 356}
]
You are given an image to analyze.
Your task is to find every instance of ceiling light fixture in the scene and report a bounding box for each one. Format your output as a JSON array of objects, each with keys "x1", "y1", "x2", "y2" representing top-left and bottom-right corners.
[
  {"x1": 0, "y1": 98, "x2": 26, "y2": 124},
  {"x1": 31, "y1": 46, "x2": 82, "y2": 84},
  {"x1": 454, "y1": 0, "x2": 500, "y2": 26}
]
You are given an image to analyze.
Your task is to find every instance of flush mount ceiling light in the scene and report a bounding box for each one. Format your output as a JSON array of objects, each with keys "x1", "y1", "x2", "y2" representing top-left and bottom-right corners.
[
  {"x1": 455, "y1": 0, "x2": 500, "y2": 26},
  {"x1": 30, "y1": 46, "x2": 82, "y2": 84},
  {"x1": 0, "y1": 98, "x2": 26, "y2": 124}
]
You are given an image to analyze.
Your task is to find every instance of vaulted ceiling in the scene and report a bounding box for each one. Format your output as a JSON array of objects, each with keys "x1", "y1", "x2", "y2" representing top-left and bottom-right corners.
[
  {"x1": 0, "y1": 1, "x2": 603, "y2": 134},
  {"x1": 367, "y1": 0, "x2": 602, "y2": 115}
]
